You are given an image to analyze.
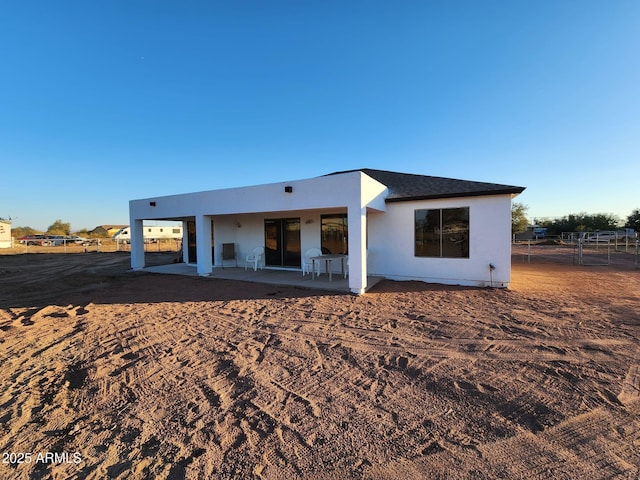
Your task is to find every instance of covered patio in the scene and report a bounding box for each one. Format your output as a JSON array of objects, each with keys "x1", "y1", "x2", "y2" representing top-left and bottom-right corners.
[
  {"x1": 129, "y1": 171, "x2": 389, "y2": 294},
  {"x1": 142, "y1": 263, "x2": 384, "y2": 293}
]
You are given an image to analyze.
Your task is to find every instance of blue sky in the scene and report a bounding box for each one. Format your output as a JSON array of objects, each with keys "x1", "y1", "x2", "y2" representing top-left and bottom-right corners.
[{"x1": 1, "y1": 1, "x2": 638, "y2": 231}]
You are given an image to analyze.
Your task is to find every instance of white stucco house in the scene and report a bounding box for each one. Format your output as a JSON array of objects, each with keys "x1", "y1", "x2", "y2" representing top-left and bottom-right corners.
[{"x1": 129, "y1": 169, "x2": 525, "y2": 294}]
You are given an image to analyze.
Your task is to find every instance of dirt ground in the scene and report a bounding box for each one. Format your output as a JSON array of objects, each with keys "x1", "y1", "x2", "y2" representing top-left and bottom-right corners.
[{"x1": 0, "y1": 249, "x2": 638, "y2": 479}]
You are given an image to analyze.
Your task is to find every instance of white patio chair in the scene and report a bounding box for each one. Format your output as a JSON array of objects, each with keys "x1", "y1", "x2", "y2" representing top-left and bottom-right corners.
[
  {"x1": 245, "y1": 246, "x2": 265, "y2": 271},
  {"x1": 344, "y1": 250, "x2": 368, "y2": 278},
  {"x1": 302, "y1": 247, "x2": 323, "y2": 276}
]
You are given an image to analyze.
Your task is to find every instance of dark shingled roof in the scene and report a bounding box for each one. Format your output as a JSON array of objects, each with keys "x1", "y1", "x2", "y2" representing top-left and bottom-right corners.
[{"x1": 326, "y1": 168, "x2": 525, "y2": 202}]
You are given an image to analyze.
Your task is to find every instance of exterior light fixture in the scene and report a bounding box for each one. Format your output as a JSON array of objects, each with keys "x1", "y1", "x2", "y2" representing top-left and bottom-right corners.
[
  {"x1": 150, "y1": 201, "x2": 156, "y2": 207},
  {"x1": 284, "y1": 186, "x2": 293, "y2": 193}
]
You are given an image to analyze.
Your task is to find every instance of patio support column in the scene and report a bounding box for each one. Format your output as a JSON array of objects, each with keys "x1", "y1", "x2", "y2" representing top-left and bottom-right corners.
[
  {"x1": 347, "y1": 206, "x2": 367, "y2": 294},
  {"x1": 181, "y1": 220, "x2": 190, "y2": 263},
  {"x1": 196, "y1": 214, "x2": 213, "y2": 276},
  {"x1": 130, "y1": 219, "x2": 145, "y2": 270}
]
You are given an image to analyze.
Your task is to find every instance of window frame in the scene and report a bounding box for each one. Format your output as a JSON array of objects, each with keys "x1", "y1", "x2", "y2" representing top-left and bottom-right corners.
[
  {"x1": 321, "y1": 214, "x2": 349, "y2": 254},
  {"x1": 415, "y1": 207, "x2": 470, "y2": 258}
]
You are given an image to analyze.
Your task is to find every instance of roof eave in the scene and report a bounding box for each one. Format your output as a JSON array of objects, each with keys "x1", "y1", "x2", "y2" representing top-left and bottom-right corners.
[{"x1": 385, "y1": 188, "x2": 526, "y2": 203}]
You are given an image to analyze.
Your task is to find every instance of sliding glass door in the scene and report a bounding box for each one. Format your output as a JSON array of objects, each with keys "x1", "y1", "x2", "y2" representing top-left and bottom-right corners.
[{"x1": 264, "y1": 218, "x2": 301, "y2": 267}]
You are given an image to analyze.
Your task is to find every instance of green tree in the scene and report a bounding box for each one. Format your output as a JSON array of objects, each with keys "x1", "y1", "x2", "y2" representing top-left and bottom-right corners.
[
  {"x1": 625, "y1": 209, "x2": 640, "y2": 231},
  {"x1": 540, "y1": 212, "x2": 620, "y2": 235},
  {"x1": 578, "y1": 213, "x2": 619, "y2": 231},
  {"x1": 11, "y1": 226, "x2": 40, "y2": 238},
  {"x1": 511, "y1": 202, "x2": 529, "y2": 234},
  {"x1": 47, "y1": 219, "x2": 71, "y2": 235}
]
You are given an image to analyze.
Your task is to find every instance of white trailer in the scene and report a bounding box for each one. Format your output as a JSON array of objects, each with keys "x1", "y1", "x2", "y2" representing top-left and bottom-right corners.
[{"x1": 112, "y1": 225, "x2": 183, "y2": 244}]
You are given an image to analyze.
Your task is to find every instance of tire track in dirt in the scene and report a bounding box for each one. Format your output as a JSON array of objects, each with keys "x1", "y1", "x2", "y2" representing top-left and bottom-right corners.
[
  {"x1": 1, "y1": 255, "x2": 638, "y2": 479},
  {"x1": 0, "y1": 302, "x2": 96, "y2": 480},
  {"x1": 619, "y1": 363, "x2": 640, "y2": 405}
]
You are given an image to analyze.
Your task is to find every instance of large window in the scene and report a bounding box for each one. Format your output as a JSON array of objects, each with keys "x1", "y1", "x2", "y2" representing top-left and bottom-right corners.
[
  {"x1": 321, "y1": 214, "x2": 348, "y2": 254},
  {"x1": 415, "y1": 207, "x2": 469, "y2": 258}
]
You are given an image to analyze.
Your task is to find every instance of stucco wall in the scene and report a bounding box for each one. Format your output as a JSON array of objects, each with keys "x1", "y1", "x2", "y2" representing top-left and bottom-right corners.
[
  {"x1": 129, "y1": 171, "x2": 387, "y2": 222},
  {"x1": 367, "y1": 195, "x2": 513, "y2": 287}
]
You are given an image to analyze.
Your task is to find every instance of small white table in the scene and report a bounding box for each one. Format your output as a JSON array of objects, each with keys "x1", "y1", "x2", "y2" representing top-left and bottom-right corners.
[{"x1": 311, "y1": 254, "x2": 347, "y2": 281}]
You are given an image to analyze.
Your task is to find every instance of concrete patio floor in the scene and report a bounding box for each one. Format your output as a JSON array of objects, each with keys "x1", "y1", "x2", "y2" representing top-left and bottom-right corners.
[{"x1": 141, "y1": 263, "x2": 384, "y2": 293}]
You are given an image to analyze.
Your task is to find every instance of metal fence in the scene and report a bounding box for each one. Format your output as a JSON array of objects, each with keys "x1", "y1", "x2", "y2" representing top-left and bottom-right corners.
[
  {"x1": 512, "y1": 239, "x2": 639, "y2": 268},
  {"x1": 560, "y1": 231, "x2": 638, "y2": 253},
  {"x1": 4, "y1": 238, "x2": 182, "y2": 255}
]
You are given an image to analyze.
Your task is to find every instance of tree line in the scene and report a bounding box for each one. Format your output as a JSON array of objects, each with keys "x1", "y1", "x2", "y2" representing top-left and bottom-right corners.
[
  {"x1": 513, "y1": 205, "x2": 640, "y2": 235},
  {"x1": 9, "y1": 220, "x2": 102, "y2": 239}
]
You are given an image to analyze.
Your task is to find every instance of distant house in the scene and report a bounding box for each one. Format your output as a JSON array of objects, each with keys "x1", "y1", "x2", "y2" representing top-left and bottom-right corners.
[
  {"x1": 89, "y1": 225, "x2": 127, "y2": 237},
  {"x1": 0, "y1": 219, "x2": 11, "y2": 248},
  {"x1": 128, "y1": 169, "x2": 525, "y2": 293}
]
